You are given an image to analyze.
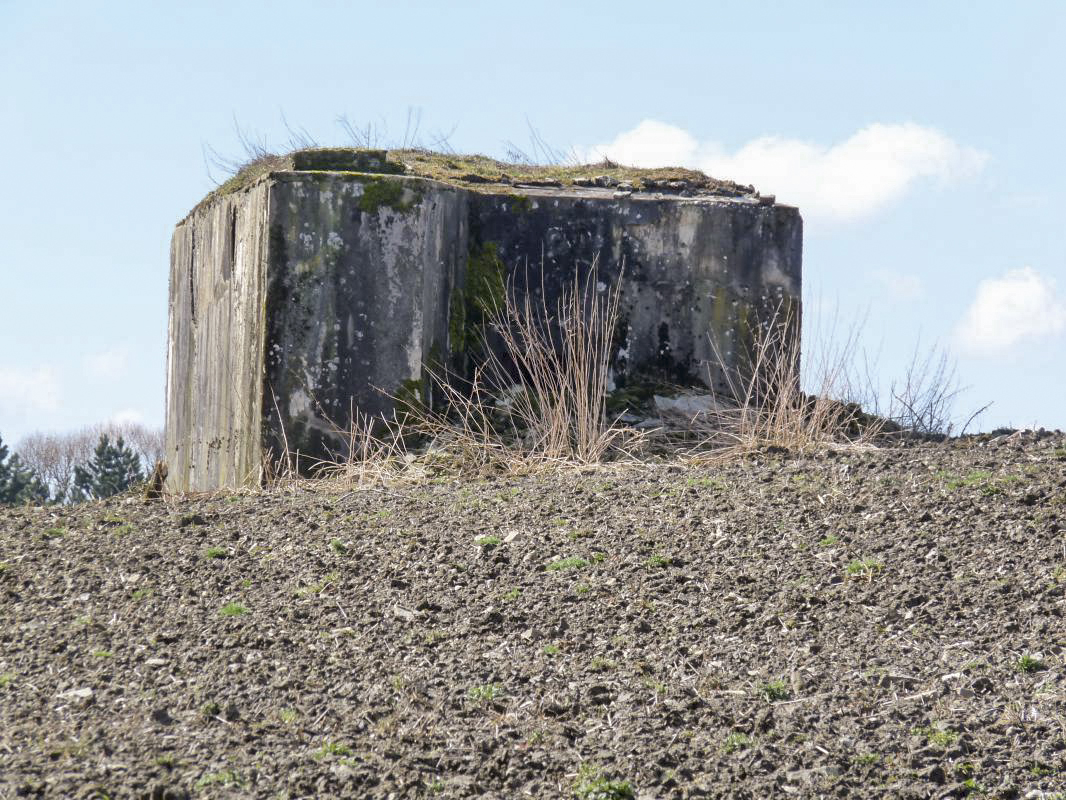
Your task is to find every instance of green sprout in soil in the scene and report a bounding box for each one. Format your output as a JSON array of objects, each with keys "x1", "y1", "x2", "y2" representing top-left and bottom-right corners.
[
  {"x1": 942, "y1": 470, "x2": 992, "y2": 489},
  {"x1": 195, "y1": 770, "x2": 242, "y2": 789},
  {"x1": 313, "y1": 740, "x2": 353, "y2": 760},
  {"x1": 644, "y1": 678, "x2": 668, "y2": 695},
  {"x1": 723, "y1": 732, "x2": 752, "y2": 753},
  {"x1": 914, "y1": 725, "x2": 958, "y2": 748},
  {"x1": 502, "y1": 588, "x2": 521, "y2": 602},
  {"x1": 154, "y1": 755, "x2": 177, "y2": 769},
  {"x1": 426, "y1": 779, "x2": 446, "y2": 793},
  {"x1": 543, "y1": 644, "x2": 561, "y2": 656},
  {"x1": 845, "y1": 558, "x2": 884, "y2": 578},
  {"x1": 853, "y1": 752, "x2": 880, "y2": 766},
  {"x1": 201, "y1": 701, "x2": 221, "y2": 717},
  {"x1": 203, "y1": 546, "x2": 228, "y2": 559},
  {"x1": 686, "y1": 476, "x2": 726, "y2": 490},
  {"x1": 645, "y1": 554, "x2": 671, "y2": 568},
  {"x1": 131, "y1": 587, "x2": 152, "y2": 601},
  {"x1": 294, "y1": 572, "x2": 339, "y2": 597},
  {"x1": 279, "y1": 708, "x2": 298, "y2": 724},
  {"x1": 475, "y1": 534, "x2": 501, "y2": 548},
  {"x1": 955, "y1": 762, "x2": 976, "y2": 777},
  {"x1": 112, "y1": 524, "x2": 134, "y2": 536},
  {"x1": 0, "y1": 672, "x2": 14, "y2": 688},
  {"x1": 1029, "y1": 761, "x2": 1054, "y2": 777},
  {"x1": 573, "y1": 764, "x2": 635, "y2": 800},
  {"x1": 468, "y1": 684, "x2": 502, "y2": 702},
  {"x1": 219, "y1": 602, "x2": 249, "y2": 617},
  {"x1": 818, "y1": 534, "x2": 840, "y2": 547},
  {"x1": 575, "y1": 583, "x2": 592, "y2": 595},
  {"x1": 43, "y1": 527, "x2": 66, "y2": 539},
  {"x1": 329, "y1": 538, "x2": 348, "y2": 555},
  {"x1": 762, "y1": 679, "x2": 790, "y2": 701},
  {"x1": 91, "y1": 650, "x2": 112, "y2": 659},
  {"x1": 548, "y1": 556, "x2": 589, "y2": 572},
  {"x1": 1017, "y1": 654, "x2": 1047, "y2": 673}
]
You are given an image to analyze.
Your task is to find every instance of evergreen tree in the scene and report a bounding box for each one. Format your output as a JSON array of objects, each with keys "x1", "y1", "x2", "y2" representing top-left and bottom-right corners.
[
  {"x1": 72, "y1": 435, "x2": 143, "y2": 500},
  {"x1": 0, "y1": 434, "x2": 49, "y2": 506}
]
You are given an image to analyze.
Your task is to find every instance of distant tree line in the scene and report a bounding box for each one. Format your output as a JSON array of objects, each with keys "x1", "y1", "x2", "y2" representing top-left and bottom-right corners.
[{"x1": 0, "y1": 423, "x2": 163, "y2": 506}]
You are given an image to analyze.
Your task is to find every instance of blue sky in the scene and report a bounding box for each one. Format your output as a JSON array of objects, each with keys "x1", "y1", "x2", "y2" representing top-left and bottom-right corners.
[{"x1": 2, "y1": 0, "x2": 1064, "y2": 444}]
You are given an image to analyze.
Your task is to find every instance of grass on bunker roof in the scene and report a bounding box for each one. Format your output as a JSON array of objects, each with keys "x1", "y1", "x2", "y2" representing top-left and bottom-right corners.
[
  {"x1": 1, "y1": 431, "x2": 1065, "y2": 797},
  {"x1": 189, "y1": 146, "x2": 751, "y2": 219}
]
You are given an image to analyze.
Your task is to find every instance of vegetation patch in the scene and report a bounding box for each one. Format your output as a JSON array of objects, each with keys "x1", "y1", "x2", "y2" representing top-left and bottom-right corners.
[
  {"x1": 845, "y1": 558, "x2": 884, "y2": 578},
  {"x1": 573, "y1": 764, "x2": 635, "y2": 800},
  {"x1": 356, "y1": 177, "x2": 421, "y2": 214},
  {"x1": 218, "y1": 602, "x2": 249, "y2": 617},
  {"x1": 547, "y1": 556, "x2": 589, "y2": 572}
]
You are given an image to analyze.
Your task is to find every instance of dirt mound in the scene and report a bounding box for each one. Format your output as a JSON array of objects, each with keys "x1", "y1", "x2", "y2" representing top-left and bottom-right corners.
[{"x1": 2, "y1": 433, "x2": 1064, "y2": 798}]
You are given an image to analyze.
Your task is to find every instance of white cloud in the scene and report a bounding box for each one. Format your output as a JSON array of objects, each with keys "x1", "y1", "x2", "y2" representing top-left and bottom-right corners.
[
  {"x1": 82, "y1": 346, "x2": 129, "y2": 380},
  {"x1": 583, "y1": 120, "x2": 987, "y2": 223},
  {"x1": 0, "y1": 366, "x2": 61, "y2": 422},
  {"x1": 872, "y1": 270, "x2": 925, "y2": 301},
  {"x1": 954, "y1": 267, "x2": 1066, "y2": 356}
]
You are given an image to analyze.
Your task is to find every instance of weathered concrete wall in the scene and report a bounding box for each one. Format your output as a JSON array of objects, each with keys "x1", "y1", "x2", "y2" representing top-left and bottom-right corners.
[
  {"x1": 262, "y1": 173, "x2": 467, "y2": 465},
  {"x1": 466, "y1": 190, "x2": 801, "y2": 394},
  {"x1": 165, "y1": 182, "x2": 270, "y2": 492},
  {"x1": 165, "y1": 168, "x2": 801, "y2": 492}
]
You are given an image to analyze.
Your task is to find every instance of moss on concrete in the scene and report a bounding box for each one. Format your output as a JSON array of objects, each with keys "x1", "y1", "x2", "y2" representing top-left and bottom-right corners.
[
  {"x1": 393, "y1": 377, "x2": 426, "y2": 418},
  {"x1": 448, "y1": 288, "x2": 467, "y2": 354},
  {"x1": 449, "y1": 241, "x2": 506, "y2": 353},
  {"x1": 505, "y1": 193, "x2": 533, "y2": 213},
  {"x1": 356, "y1": 177, "x2": 422, "y2": 214}
]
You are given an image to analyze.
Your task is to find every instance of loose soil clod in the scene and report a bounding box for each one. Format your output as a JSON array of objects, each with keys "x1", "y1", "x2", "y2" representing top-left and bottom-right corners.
[{"x1": 1, "y1": 433, "x2": 1064, "y2": 798}]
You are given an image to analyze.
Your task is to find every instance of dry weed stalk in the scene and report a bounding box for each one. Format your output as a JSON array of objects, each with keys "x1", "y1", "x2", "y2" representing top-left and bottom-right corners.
[
  {"x1": 311, "y1": 408, "x2": 421, "y2": 489},
  {"x1": 691, "y1": 304, "x2": 881, "y2": 456},
  {"x1": 414, "y1": 259, "x2": 640, "y2": 468}
]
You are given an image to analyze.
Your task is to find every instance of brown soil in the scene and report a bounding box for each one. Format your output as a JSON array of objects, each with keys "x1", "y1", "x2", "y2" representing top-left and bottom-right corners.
[{"x1": 2, "y1": 433, "x2": 1065, "y2": 799}]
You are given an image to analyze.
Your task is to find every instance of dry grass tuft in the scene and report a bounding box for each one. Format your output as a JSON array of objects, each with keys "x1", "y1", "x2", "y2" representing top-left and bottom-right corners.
[
  {"x1": 683, "y1": 305, "x2": 883, "y2": 458},
  {"x1": 310, "y1": 410, "x2": 421, "y2": 489},
  {"x1": 413, "y1": 260, "x2": 642, "y2": 470}
]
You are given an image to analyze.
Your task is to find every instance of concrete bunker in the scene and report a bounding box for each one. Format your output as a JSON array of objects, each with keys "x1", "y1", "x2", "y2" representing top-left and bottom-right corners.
[{"x1": 164, "y1": 149, "x2": 802, "y2": 492}]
